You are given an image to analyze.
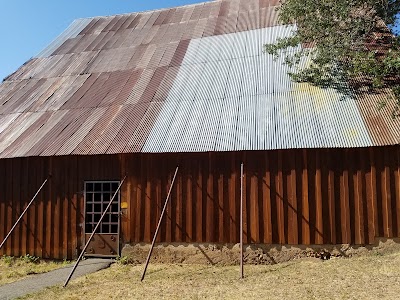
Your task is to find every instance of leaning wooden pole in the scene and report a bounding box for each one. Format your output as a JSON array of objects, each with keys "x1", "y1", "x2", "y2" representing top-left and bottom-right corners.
[
  {"x1": 141, "y1": 166, "x2": 179, "y2": 281},
  {"x1": 240, "y1": 162, "x2": 244, "y2": 279},
  {"x1": 63, "y1": 176, "x2": 126, "y2": 288},
  {"x1": 0, "y1": 177, "x2": 49, "y2": 250}
]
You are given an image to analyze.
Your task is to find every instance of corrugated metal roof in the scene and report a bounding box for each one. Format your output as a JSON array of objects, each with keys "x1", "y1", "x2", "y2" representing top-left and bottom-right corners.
[
  {"x1": 36, "y1": 18, "x2": 93, "y2": 58},
  {"x1": 0, "y1": 0, "x2": 398, "y2": 158}
]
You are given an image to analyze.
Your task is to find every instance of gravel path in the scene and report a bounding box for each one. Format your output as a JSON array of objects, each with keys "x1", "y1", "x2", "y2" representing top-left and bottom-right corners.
[{"x1": 0, "y1": 258, "x2": 113, "y2": 300}]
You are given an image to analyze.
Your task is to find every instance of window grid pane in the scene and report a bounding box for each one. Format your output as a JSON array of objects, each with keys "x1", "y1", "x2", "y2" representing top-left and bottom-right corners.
[{"x1": 85, "y1": 181, "x2": 120, "y2": 234}]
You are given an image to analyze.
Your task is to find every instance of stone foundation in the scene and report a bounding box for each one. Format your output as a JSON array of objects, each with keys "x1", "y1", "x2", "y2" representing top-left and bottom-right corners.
[{"x1": 121, "y1": 238, "x2": 400, "y2": 265}]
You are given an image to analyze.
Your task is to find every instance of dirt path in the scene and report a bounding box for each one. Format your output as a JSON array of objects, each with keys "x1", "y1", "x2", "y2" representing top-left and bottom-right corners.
[{"x1": 0, "y1": 258, "x2": 113, "y2": 300}]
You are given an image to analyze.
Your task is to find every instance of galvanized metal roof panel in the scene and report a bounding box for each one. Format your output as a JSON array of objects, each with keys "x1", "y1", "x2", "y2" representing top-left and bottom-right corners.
[
  {"x1": 142, "y1": 24, "x2": 385, "y2": 153},
  {"x1": 214, "y1": 97, "x2": 241, "y2": 151}
]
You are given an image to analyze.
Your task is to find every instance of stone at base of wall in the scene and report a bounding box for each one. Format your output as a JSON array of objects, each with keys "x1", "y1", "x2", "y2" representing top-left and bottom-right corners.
[{"x1": 121, "y1": 238, "x2": 400, "y2": 265}]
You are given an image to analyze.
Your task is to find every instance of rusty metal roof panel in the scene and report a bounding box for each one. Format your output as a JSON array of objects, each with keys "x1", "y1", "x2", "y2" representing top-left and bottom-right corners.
[
  {"x1": 15, "y1": 58, "x2": 46, "y2": 80},
  {"x1": 40, "y1": 108, "x2": 92, "y2": 156},
  {"x1": 56, "y1": 106, "x2": 108, "y2": 156},
  {"x1": 119, "y1": 14, "x2": 137, "y2": 30},
  {"x1": 0, "y1": 80, "x2": 28, "y2": 105},
  {"x1": 126, "y1": 69, "x2": 155, "y2": 105},
  {"x1": 105, "y1": 103, "x2": 150, "y2": 154},
  {"x1": 182, "y1": 6, "x2": 195, "y2": 22},
  {"x1": 0, "y1": 113, "x2": 21, "y2": 135},
  {"x1": 98, "y1": 71, "x2": 131, "y2": 106},
  {"x1": 123, "y1": 101, "x2": 163, "y2": 153},
  {"x1": 9, "y1": 59, "x2": 40, "y2": 81},
  {"x1": 112, "y1": 69, "x2": 143, "y2": 105},
  {"x1": 27, "y1": 77, "x2": 64, "y2": 111},
  {"x1": 0, "y1": 111, "x2": 54, "y2": 158},
  {"x1": 110, "y1": 15, "x2": 130, "y2": 32},
  {"x1": 210, "y1": 2, "x2": 223, "y2": 17},
  {"x1": 0, "y1": 111, "x2": 46, "y2": 156},
  {"x1": 145, "y1": 11, "x2": 162, "y2": 29},
  {"x1": 356, "y1": 90, "x2": 400, "y2": 146},
  {"x1": 13, "y1": 79, "x2": 56, "y2": 113},
  {"x1": 36, "y1": 18, "x2": 92, "y2": 58},
  {"x1": 27, "y1": 109, "x2": 94, "y2": 156},
  {"x1": 42, "y1": 75, "x2": 90, "y2": 111},
  {"x1": 2, "y1": 110, "x2": 68, "y2": 158},
  {"x1": 79, "y1": 18, "x2": 98, "y2": 35},
  {"x1": 53, "y1": 35, "x2": 84, "y2": 55},
  {"x1": 87, "y1": 18, "x2": 112, "y2": 34},
  {"x1": 103, "y1": 16, "x2": 120, "y2": 32},
  {"x1": 0, "y1": 79, "x2": 42, "y2": 115},
  {"x1": 139, "y1": 66, "x2": 168, "y2": 103},
  {"x1": 60, "y1": 74, "x2": 98, "y2": 109},
  {"x1": 72, "y1": 105, "x2": 121, "y2": 155},
  {"x1": 152, "y1": 66, "x2": 180, "y2": 102},
  {"x1": 42, "y1": 53, "x2": 73, "y2": 78},
  {"x1": 88, "y1": 105, "x2": 137, "y2": 155},
  {"x1": 135, "y1": 12, "x2": 153, "y2": 30},
  {"x1": 0, "y1": 81, "x2": 15, "y2": 100}
]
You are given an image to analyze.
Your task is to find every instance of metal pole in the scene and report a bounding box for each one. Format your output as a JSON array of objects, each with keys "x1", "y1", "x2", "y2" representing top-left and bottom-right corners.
[
  {"x1": 0, "y1": 177, "x2": 49, "y2": 250},
  {"x1": 240, "y1": 162, "x2": 244, "y2": 279},
  {"x1": 141, "y1": 166, "x2": 179, "y2": 281},
  {"x1": 63, "y1": 176, "x2": 126, "y2": 288}
]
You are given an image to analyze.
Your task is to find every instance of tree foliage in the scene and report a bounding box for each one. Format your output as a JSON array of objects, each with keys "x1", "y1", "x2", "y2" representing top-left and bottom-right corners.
[{"x1": 264, "y1": 0, "x2": 400, "y2": 117}]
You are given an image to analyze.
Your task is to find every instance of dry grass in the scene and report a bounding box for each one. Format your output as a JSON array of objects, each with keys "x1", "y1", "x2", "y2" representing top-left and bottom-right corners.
[
  {"x1": 20, "y1": 250, "x2": 400, "y2": 300},
  {"x1": 0, "y1": 255, "x2": 71, "y2": 286}
]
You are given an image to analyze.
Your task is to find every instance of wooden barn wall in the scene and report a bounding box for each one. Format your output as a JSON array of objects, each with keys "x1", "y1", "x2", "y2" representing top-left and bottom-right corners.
[{"x1": 0, "y1": 146, "x2": 399, "y2": 259}]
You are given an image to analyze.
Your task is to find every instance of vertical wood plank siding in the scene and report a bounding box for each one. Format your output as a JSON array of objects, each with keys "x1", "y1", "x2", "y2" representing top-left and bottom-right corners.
[{"x1": 0, "y1": 146, "x2": 399, "y2": 259}]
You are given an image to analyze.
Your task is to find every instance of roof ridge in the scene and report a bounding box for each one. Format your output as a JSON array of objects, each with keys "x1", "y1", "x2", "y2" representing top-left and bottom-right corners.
[{"x1": 75, "y1": 0, "x2": 215, "y2": 21}]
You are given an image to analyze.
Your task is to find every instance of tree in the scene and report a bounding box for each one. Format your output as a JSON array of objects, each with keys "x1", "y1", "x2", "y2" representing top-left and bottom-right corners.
[{"x1": 264, "y1": 0, "x2": 400, "y2": 117}]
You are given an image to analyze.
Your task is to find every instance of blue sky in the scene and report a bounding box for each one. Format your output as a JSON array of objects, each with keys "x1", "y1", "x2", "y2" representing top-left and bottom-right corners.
[
  {"x1": 0, "y1": 1, "x2": 398, "y2": 81},
  {"x1": 0, "y1": 0, "x2": 207, "y2": 81}
]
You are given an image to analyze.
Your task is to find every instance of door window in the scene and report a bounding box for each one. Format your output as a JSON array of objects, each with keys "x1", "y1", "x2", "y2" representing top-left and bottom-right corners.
[{"x1": 84, "y1": 181, "x2": 120, "y2": 234}]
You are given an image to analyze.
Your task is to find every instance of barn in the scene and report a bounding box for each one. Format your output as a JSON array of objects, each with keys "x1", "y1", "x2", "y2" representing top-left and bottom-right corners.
[{"x1": 0, "y1": 0, "x2": 399, "y2": 260}]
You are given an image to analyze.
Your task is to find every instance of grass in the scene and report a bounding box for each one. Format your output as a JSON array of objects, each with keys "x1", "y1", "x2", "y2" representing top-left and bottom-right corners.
[
  {"x1": 0, "y1": 255, "x2": 71, "y2": 286},
  {"x1": 20, "y1": 250, "x2": 400, "y2": 300}
]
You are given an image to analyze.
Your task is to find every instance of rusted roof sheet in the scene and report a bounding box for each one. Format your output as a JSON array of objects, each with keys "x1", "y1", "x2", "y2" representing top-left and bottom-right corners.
[
  {"x1": 36, "y1": 18, "x2": 93, "y2": 58},
  {"x1": 0, "y1": 0, "x2": 398, "y2": 158}
]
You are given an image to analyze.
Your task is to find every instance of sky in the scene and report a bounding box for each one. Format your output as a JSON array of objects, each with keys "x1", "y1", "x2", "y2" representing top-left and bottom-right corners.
[
  {"x1": 0, "y1": 1, "x2": 398, "y2": 81},
  {"x1": 0, "y1": 0, "x2": 207, "y2": 81}
]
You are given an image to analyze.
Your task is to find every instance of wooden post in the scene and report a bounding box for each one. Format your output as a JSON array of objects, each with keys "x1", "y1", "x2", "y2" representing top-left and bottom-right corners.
[
  {"x1": 240, "y1": 162, "x2": 244, "y2": 279},
  {"x1": 141, "y1": 166, "x2": 179, "y2": 281}
]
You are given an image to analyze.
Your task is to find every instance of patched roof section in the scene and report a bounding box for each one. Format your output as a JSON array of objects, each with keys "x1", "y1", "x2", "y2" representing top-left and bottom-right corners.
[{"x1": 0, "y1": 0, "x2": 398, "y2": 158}]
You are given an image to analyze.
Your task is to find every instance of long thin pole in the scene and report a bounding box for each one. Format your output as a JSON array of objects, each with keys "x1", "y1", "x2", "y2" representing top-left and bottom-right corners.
[
  {"x1": 240, "y1": 162, "x2": 244, "y2": 279},
  {"x1": 63, "y1": 176, "x2": 126, "y2": 288},
  {"x1": 141, "y1": 166, "x2": 179, "y2": 281},
  {"x1": 0, "y1": 177, "x2": 49, "y2": 250}
]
